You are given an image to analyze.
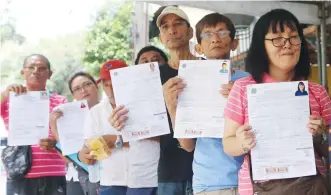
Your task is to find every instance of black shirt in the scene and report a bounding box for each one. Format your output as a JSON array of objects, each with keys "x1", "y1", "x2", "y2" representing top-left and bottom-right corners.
[{"x1": 158, "y1": 63, "x2": 194, "y2": 182}]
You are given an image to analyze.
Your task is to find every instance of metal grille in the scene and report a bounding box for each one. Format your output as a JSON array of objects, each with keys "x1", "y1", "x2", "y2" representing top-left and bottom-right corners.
[{"x1": 231, "y1": 25, "x2": 251, "y2": 70}]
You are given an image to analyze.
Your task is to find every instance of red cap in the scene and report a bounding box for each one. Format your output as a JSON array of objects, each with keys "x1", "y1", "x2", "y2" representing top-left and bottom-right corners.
[{"x1": 97, "y1": 59, "x2": 127, "y2": 83}]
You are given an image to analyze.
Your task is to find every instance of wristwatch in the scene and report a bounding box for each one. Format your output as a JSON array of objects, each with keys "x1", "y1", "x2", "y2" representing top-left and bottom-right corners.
[
  {"x1": 115, "y1": 136, "x2": 123, "y2": 148},
  {"x1": 321, "y1": 131, "x2": 327, "y2": 144}
]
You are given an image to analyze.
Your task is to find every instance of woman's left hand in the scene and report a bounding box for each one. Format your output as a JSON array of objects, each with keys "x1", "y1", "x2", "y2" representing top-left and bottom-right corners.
[{"x1": 307, "y1": 115, "x2": 326, "y2": 136}]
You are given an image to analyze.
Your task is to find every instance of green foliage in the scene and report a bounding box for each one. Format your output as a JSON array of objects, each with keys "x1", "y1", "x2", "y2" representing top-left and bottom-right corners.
[
  {"x1": 0, "y1": 16, "x2": 26, "y2": 45},
  {"x1": 149, "y1": 37, "x2": 170, "y2": 60},
  {"x1": 47, "y1": 63, "x2": 82, "y2": 101},
  {"x1": 83, "y1": 1, "x2": 134, "y2": 77},
  {"x1": 0, "y1": 41, "x2": 28, "y2": 91}
]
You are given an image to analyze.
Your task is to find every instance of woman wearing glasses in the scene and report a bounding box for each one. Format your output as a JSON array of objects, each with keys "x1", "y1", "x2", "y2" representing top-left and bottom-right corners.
[
  {"x1": 50, "y1": 72, "x2": 100, "y2": 195},
  {"x1": 222, "y1": 9, "x2": 331, "y2": 195}
]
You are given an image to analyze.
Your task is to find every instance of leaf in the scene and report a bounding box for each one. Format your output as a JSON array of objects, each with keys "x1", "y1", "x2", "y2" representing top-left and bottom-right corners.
[{"x1": 83, "y1": 2, "x2": 133, "y2": 77}]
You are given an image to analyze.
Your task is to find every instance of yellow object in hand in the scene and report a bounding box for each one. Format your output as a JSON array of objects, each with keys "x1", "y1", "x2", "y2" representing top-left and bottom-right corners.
[{"x1": 87, "y1": 137, "x2": 111, "y2": 161}]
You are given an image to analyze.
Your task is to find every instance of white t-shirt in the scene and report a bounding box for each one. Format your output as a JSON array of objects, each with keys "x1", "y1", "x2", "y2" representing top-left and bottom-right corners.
[
  {"x1": 66, "y1": 163, "x2": 79, "y2": 182},
  {"x1": 84, "y1": 99, "x2": 128, "y2": 186},
  {"x1": 128, "y1": 139, "x2": 159, "y2": 188},
  {"x1": 84, "y1": 99, "x2": 159, "y2": 188}
]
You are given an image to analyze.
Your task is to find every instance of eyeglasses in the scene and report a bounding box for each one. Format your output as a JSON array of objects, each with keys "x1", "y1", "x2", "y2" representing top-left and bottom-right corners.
[
  {"x1": 24, "y1": 66, "x2": 49, "y2": 72},
  {"x1": 200, "y1": 30, "x2": 231, "y2": 40},
  {"x1": 72, "y1": 82, "x2": 94, "y2": 94},
  {"x1": 265, "y1": 36, "x2": 301, "y2": 47}
]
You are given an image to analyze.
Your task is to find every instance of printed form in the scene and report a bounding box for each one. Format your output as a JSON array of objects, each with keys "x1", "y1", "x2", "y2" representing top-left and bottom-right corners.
[
  {"x1": 8, "y1": 91, "x2": 50, "y2": 146},
  {"x1": 111, "y1": 62, "x2": 170, "y2": 142},
  {"x1": 247, "y1": 81, "x2": 316, "y2": 180},
  {"x1": 56, "y1": 100, "x2": 89, "y2": 155},
  {"x1": 174, "y1": 60, "x2": 231, "y2": 138}
]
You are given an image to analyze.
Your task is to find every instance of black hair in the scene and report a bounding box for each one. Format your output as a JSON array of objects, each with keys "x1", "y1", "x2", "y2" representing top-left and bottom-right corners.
[
  {"x1": 195, "y1": 13, "x2": 236, "y2": 43},
  {"x1": 245, "y1": 9, "x2": 310, "y2": 83},
  {"x1": 134, "y1": 45, "x2": 168, "y2": 65},
  {"x1": 68, "y1": 72, "x2": 97, "y2": 93},
  {"x1": 23, "y1": 54, "x2": 51, "y2": 69},
  {"x1": 297, "y1": 81, "x2": 305, "y2": 91}
]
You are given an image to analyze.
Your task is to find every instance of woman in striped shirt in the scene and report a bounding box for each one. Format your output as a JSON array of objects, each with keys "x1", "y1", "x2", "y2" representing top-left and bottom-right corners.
[{"x1": 223, "y1": 9, "x2": 331, "y2": 195}]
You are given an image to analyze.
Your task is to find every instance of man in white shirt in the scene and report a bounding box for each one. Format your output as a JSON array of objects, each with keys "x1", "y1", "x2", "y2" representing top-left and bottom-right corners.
[{"x1": 78, "y1": 59, "x2": 159, "y2": 195}]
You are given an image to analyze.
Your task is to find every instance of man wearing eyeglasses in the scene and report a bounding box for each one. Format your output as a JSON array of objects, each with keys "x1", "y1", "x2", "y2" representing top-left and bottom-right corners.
[
  {"x1": 163, "y1": 13, "x2": 250, "y2": 195},
  {"x1": 1, "y1": 54, "x2": 67, "y2": 195}
]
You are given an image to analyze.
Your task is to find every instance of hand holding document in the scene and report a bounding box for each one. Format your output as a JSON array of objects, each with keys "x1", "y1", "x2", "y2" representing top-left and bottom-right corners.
[
  {"x1": 56, "y1": 100, "x2": 89, "y2": 155},
  {"x1": 8, "y1": 91, "x2": 50, "y2": 146},
  {"x1": 247, "y1": 81, "x2": 316, "y2": 180},
  {"x1": 174, "y1": 60, "x2": 231, "y2": 138},
  {"x1": 111, "y1": 62, "x2": 170, "y2": 142}
]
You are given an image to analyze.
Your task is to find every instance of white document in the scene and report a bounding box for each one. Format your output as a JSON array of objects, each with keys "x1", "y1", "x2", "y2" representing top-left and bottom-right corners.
[
  {"x1": 66, "y1": 163, "x2": 79, "y2": 182},
  {"x1": 110, "y1": 62, "x2": 170, "y2": 142},
  {"x1": 174, "y1": 60, "x2": 231, "y2": 138},
  {"x1": 56, "y1": 100, "x2": 89, "y2": 155},
  {"x1": 8, "y1": 91, "x2": 50, "y2": 146},
  {"x1": 247, "y1": 81, "x2": 316, "y2": 180}
]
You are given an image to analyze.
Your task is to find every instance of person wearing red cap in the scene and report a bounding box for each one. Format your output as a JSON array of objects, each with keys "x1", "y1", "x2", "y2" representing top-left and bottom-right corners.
[
  {"x1": 96, "y1": 59, "x2": 128, "y2": 100},
  {"x1": 78, "y1": 59, "x2": 159, "y2": 195},
  {"x1": 78, "y1": 59, "x2": 128, "y2": 195}
]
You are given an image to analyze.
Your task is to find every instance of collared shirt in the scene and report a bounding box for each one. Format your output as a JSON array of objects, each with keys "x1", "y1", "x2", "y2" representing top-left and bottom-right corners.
[
  {"x1": 295, "y1": 90, "x2": 308, "y2": 96},
  {"x1": 84, "y1": 99, "x2": 159, "y2": 187},
  {"x1": 1, "y1": 93, "x2": 67, "y2": 178},
  {"x1": 224, "y1": 74, "x2": 331, "y2": 195},
  {"x1": 220, "y1": 69, "x2": 229, "y2": 73},
  {"x1": 193, "y1": 70, "x2": 250, "y2": 193}
]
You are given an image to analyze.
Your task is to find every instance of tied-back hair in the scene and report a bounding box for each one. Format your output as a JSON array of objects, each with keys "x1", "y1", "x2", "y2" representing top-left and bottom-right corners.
[
  {"x1": 68, "y1": 72, "x2": 97, "y2": 93},
  {"x1": 245, "y1": 9, "x2": 310, "y2": 83}
]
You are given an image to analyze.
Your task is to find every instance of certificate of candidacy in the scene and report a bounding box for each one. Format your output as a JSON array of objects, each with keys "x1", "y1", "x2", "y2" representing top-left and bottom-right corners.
[
  {"x1": 247, "y1": 81, "x2": 316, "y2": 180},
  {"x1": 110, "y1": 62, "x2": 170, "y2": 142},
  {"x1": 8, "y1": 91, "x2": 50, "y2": 146},
  {"x1": 174, "y1": 60, "x2": 231, "y2": 138},
  {"x1": 56, "y1": 100, "x2": 89, "y2": 155}
]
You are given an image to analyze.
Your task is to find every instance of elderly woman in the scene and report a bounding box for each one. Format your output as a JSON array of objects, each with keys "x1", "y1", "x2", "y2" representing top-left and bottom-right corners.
[{"x1": 222, "y1": 9, "x2": 331, "y2": 195}]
